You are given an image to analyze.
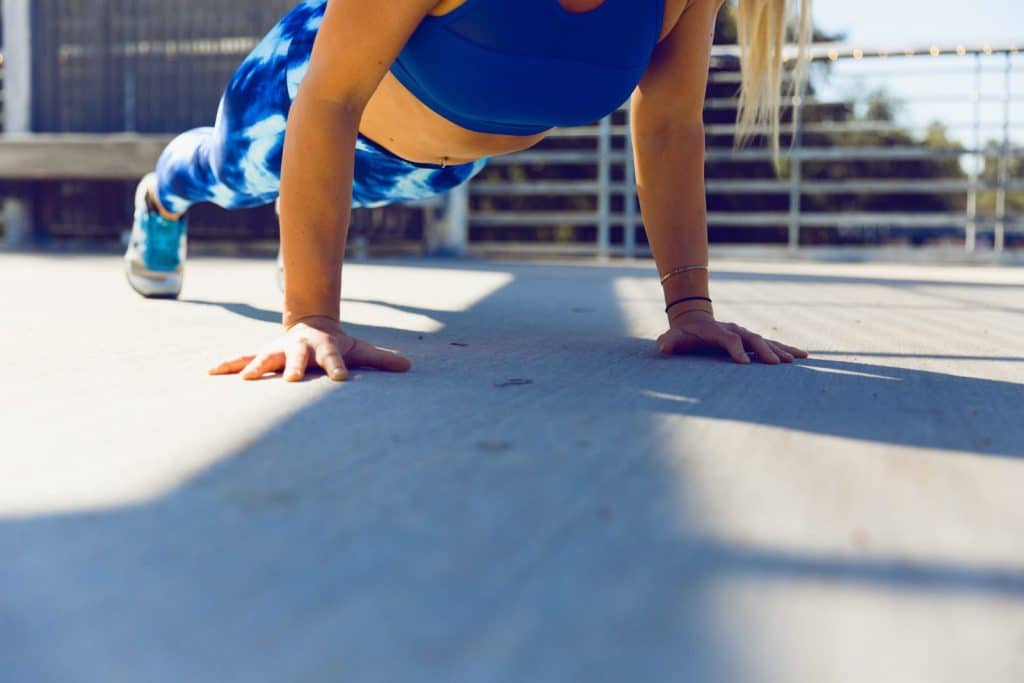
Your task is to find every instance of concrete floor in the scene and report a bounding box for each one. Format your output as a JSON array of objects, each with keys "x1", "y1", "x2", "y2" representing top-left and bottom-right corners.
[{"x1": 1, "y1": 251, "x2": 1023, "y2": 682}]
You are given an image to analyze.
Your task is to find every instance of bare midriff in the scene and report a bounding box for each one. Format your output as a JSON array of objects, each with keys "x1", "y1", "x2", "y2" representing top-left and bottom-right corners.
[{"x1": 357, "y1": 0, "x2": 686, "y2": 166}]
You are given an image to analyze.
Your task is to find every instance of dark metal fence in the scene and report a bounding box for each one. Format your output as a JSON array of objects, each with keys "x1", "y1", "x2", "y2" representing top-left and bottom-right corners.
[
  {"x1": 24, "y1": 0, "x2": 427, "y2": 249},
  {"x1": 0, "y1": 11, "x2": 5, "y2": 132},
  {"x1": 31, "y1": 0, "x2": 293, "y2": 133}
]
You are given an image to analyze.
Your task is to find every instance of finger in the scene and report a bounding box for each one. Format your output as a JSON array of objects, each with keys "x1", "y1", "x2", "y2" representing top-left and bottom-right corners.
[
  {"x1": 284, "y1": 340, "x2": 311, "y2": 382},
  {"x1": 315, "y1": 340, "x2": 350, "y2": 381},
  {"x1": 344, "y1": 339, "x2": 412, "y2": 373},
  {"x1": 657, "y1": 328, "x2": 687, "y2": 355},
  {"x1": 767, "y1": 340, "x2": 794, "y2": 363},
  {"x1": 241, "y1": 351, "x2": 285, "y2": 380},
  {"x1": 709, "y1": 328, "x2": 750, "y2": 364},
  {"x1": 739, "y1": 330, "x2": 780, "y2": 364},
  {"x1": 769, "y1": 339, "x2": 809, "y2": 358},
  {"x1": 208, "y1": 355, "x2": 256, "y2": 375}
]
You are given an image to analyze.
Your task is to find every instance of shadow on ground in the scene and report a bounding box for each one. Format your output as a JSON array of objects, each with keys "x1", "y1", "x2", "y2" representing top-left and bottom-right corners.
[{"x1": 3, "y1": 259, "x2": 1022, "y2": 682}]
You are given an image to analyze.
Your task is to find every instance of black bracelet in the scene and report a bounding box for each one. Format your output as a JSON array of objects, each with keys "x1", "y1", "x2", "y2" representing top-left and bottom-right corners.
[{"x1": 665, "y1": 296, "x2": 712, "y2": 313}]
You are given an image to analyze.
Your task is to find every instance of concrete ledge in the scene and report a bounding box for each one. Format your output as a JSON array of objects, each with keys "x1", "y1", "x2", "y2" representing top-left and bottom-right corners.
[{"x1": 0, "y1": 133, "x2": 174, "y2": 179}]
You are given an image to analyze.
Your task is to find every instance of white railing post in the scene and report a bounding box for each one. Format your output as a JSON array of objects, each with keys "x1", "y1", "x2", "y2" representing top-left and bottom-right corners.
[
  {"x1": 962, "y1": 52, "x2": 978, "y2": 252},
  {"x1": 597, "y1": 116, "x2": 612, "y2": 261},
  {"x1": 994, "y1": 51, "x2": 1012, "y2": 255},
  {"x1": 2, "y1": 0, "x2": 37, "y2": 249},
  {"x1": 965, "y1": 53, "x2": 981, "y2": 253},
  {"x1": 623, "y1": 111, "x2": 638, "y2": 259},
  {"x1": 439, "y1": 183, "x2": 470, "y2": 256},
  {"x1": 787, "y1": 155, "x2": 802, "y2": 253},
  {"x1": 787, "y1": 96, "x2": 805, "y2": 253}
]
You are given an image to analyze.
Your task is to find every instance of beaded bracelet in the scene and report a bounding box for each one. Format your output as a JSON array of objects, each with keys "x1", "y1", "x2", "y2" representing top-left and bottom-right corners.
[
  {"x1": 660, "y1": 264, "x2": 709, "y2": 284},
  {"x1": 665, "y1": 296, "x2": 713, "y2": 313}
]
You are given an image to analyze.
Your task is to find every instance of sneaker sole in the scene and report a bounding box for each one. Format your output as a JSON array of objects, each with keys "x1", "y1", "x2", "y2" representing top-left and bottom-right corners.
[{"x1": 124, "y1": 258, "x2": 183, "y2": 299}]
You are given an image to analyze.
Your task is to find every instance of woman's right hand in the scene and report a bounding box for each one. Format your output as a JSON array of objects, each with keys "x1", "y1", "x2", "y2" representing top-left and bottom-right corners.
[{"x1": 208, "y1": 315, "x2": 412, "y2": 382}]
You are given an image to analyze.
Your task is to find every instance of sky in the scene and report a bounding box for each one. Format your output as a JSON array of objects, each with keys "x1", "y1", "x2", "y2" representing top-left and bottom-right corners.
[
  {"x1": 811, "y1": 0, "x2": 1019, "y2": 47},
  {"x1": 805, "y1": 0, "x2": 1021, "y2": 150}
]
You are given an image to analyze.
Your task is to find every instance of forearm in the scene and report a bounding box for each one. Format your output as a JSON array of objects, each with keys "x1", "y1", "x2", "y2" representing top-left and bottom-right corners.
[
  {"x1": 632, "y1": 120, "x2": 712, "y2": 320},
  {"x1": 279, "y1": 92, "x2": 362, "y2": 329}
]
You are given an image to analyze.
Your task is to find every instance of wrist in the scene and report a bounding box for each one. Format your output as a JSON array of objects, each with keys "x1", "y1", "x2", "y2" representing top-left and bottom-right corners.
[
  {"x1": 668, "y1": 306, "x2": 714, "y2": 326},
  {"x1": 660, "y1": 266, "x2": 710, "y2": 322},
  {"x1": 665, "y1": 293, "x2": 713, "y2": 321},
  {"x1": 283, "y1": 293, "x2": 341, "y2": 331},
  {"x1": 282, "y1": 312, "x2": 341, "y2": 332}
]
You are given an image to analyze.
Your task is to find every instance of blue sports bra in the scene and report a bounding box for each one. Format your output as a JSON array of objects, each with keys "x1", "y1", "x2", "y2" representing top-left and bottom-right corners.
[{"x1": 390, "y1": 0, "x2": 666, "y2": 136}]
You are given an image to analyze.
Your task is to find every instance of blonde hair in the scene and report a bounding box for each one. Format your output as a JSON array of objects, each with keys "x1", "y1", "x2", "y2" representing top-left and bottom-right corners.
[{"x1": 734, "y1": 0, "x2": 814, "y2": 172}]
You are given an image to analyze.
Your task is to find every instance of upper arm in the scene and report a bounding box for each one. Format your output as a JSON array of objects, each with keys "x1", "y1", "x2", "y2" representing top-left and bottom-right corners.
[
  {"x1": 631, "y1": 0, "x2": 726, "y2": 130},
  {"x1": 299, "y1": 0, "x2": 439, "y2": 110}
]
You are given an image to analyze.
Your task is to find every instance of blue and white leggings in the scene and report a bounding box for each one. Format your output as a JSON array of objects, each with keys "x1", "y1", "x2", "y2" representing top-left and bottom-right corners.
[{"x1": 155, "y1": 0, "x2": 489, "y2": 216}]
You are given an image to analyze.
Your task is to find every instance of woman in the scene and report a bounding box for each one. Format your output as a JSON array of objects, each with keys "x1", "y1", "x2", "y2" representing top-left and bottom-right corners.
[{"x1": 123, "y1": 0, "x2": 812, "y2": 382}]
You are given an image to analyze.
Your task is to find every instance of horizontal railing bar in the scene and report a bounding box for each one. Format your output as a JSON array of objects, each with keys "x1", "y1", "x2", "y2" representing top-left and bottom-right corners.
[
  {"x1": 470, "y1": 212, "x2": 620, "y2": 225},
  {"x1": 487, "y1": 151, "x2": 627, "y2": 164},
  {"x1": 546, "y1": 127, "x2": 621, "y2": 138},
  {"x1": 472, "y1": 181, "x2": 609, "y2": 194},
  {"x1": 488, "y1": 147, "x2": 1020, "y2": 165},
  {"x1": 705, "y1": 120, "x2": 1024, "y2": 135},
  {"x1": 707, "y1": 212, "x2": 1024, "y2": 227},
  {"x1": 4, "y1": 135, "x2": 1018, "y2": 179},
  {"x1": 552, "y1": 120, "x2": 1024, "y2": 139},
  {"x1": 705, "y1": 147, "x2": 1018, "y2": 161},
  {"x1": 468, "y1": 243, "x2": 1024, "y2": 259},
  {"x1": 467, "y1": 242, "x2": 638, "y2": 256},
  {"x1": 42, "y1": 40, "x2": 1022, "y2": 64},
  {"x1": 710, "y1": 41, "x2": 1022, "y2": 60},
  {"x1": 469, "y1": 211, "x2": 1023, "y2": 229},
  {"x1": 703, "y1": 179, "x2": 1024, "y2": 193},
  {"x1": 54, "y1": 36, "x2": 263, "y2": 58},
  {"x1": 709, "y1": 66, "x2": 1024, "y2": 83},
  {"x1": 704, "y1": 94, "x2": 1024, "y2": 109},
  {"x1": 472, "y1": 179, "x2": 1024, "y2": 196}
]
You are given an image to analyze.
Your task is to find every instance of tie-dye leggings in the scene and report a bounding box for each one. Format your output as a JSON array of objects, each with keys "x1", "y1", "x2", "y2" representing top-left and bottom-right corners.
[{"x1": 154, "y1": 0, "x2": 489, "y2": 215}]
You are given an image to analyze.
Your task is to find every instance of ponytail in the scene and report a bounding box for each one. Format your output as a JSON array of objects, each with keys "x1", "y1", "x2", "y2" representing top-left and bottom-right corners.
[{"x1": 734, "y1": 0, "x2": 813, "y2": 172}]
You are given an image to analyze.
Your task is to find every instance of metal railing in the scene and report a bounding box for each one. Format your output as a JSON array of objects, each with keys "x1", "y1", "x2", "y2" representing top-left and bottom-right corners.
[
  {"x1": 462, "y1": 42, "x2": 1022, "y2": 258},
  {"x1": 3, "y1": 29, "x2": 1021, "y2": 257},
  {"x1": 0, "y1": 53, "x2": 6, "y2": 133}
]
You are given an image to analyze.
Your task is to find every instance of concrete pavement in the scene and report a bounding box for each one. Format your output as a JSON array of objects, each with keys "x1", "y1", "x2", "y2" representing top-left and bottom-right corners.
[{"x1": 1, "y1": 252, "x2": 1023, "y2": 682}]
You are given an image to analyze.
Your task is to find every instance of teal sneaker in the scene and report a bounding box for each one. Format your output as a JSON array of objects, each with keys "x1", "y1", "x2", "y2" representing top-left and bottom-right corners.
[{"x1": 124, "y1": 172, "x2": 188, "y2": 299}]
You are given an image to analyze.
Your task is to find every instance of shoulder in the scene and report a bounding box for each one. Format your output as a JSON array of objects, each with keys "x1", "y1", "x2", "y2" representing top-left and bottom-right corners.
[{"x1": 301, "y1": 0, "x2": 440, "y2": 106}]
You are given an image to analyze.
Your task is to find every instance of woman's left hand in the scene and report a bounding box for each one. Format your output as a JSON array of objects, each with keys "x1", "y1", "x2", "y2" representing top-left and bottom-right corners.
[{"x1": 656, "y1": 310, "x2": 809, "y2": 365}]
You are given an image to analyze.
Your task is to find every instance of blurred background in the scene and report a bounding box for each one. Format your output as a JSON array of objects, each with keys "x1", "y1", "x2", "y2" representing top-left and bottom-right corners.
[{"x1": 0, "y1": 0, "x2": 1020, "y2": 259}]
